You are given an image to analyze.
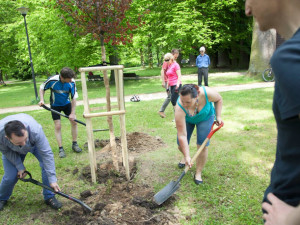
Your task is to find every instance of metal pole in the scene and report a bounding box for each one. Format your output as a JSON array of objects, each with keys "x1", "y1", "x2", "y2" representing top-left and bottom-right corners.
[{"x1": 22, "y1": 14, "x2": 38, "y2": 100}]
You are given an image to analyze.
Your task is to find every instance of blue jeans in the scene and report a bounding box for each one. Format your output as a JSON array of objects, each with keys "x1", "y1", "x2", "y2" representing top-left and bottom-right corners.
[
  {"x1": 0, "y1": 148, "x2": 54, "y2": 201},
  {"x1": 177, "y1": 115, "x2": 215, "y2": 146}
]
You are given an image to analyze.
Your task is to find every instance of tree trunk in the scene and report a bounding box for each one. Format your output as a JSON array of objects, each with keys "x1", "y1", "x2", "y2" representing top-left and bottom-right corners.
[
  {"x1": 177, "y1": 53, "x2": 183, "y2": 68},
  {"x1": 238, "y1": 41, "x2": 250, "y2": 69},
  {"x1": 148, "y1": 42, "x2": 153, "y2": 69},
  {"x1": 189, "y1": 53, "x2": 196, "y2": 66},
  {"x1": 109, "y1": 46, "x2": 119, "y2": 84},
  {"x1": 156, "y1": 48, "x2": 160, "y2": 67},
  {"x1": 140, "y1": 48, "x2": 145, "y2": 68},
  {"x1": 217, "y1": 50, "x2": 230, "y2": 68},
  {"x1": 100, "y1": 35, "x2": 119, "y2": 172},
  {"x1": 0, "y1": 69, "x2": 6, "y2": 85},
  {"x1": 247, "y1": 19, "x2": 276, "y2": 77}
]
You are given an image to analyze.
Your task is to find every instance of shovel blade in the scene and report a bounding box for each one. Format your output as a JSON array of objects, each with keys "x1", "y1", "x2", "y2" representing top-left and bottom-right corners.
[{"x1": 154, "y1": 181, "x2": 180, "y2": 205}]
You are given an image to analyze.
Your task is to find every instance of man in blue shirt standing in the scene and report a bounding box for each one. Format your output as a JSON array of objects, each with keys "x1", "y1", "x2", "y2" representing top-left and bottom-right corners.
[
  {"x1": 39, "y1": 67, "x2": 82, "y2": 158},
  {"x1": 196, "y1": 46, "x2": 210, "y2": 86},
  {"x1": 0, "y1": 114, "x2": 62, "y2": 211}
]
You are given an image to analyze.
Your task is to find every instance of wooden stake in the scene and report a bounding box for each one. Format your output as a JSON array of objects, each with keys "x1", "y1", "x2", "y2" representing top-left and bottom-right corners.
[
  {"x1": 103, "y1": 70, "x2": 119, "y2": 172},
  {"x1": 118, "y1": 69, "x2": 130, "y2": 180},
  {"x1": 80, "y1": 71, "x2": 97, "y2": 183}
]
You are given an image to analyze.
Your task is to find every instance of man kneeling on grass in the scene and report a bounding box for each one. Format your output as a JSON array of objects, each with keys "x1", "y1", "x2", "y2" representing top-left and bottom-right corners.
[{"x1": 0, "y1": 113, "x2": 62, "y2": 211}]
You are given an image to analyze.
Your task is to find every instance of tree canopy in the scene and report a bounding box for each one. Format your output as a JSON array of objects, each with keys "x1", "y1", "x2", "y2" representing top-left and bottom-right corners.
[{"x1": 0, "y1": 0, "x2": 253, "y2": 80}]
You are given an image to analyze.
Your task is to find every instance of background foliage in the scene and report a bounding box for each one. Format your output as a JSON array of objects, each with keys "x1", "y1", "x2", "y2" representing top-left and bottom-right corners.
[{"x1": 0, "y1": 0, "x2": 252, "y2": 80}]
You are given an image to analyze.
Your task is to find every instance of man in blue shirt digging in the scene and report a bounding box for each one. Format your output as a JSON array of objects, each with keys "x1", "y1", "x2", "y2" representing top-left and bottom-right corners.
[
  {"x1": 196, "y1": 46, "x2": 211, "y2": 86},
  {"x1": 39, "y1": 67, "x2": 82, "y2": 158}
]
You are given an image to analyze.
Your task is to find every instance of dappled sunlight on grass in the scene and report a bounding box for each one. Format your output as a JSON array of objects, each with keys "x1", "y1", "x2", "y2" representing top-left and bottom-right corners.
[
  {"x1": 221, "y1": 120, "x2": 245, "y2": 132},
  {"x1": 233, "y1": 107, "x2": 273, "y2": 121},
  {"x1": 239, "y1": 151, "x2": 274, "y2": 175}
]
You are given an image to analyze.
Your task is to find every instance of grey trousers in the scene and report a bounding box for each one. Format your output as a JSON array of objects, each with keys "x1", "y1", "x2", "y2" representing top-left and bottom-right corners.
[
  {"x1": 198, "y1": 67, "x2": 209, "y2": 86},
  {"x1": 159, "y1": 90, "x2": 171, "y2": 112}
]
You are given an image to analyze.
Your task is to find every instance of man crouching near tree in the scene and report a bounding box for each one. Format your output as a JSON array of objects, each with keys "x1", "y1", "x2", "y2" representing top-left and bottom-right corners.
[{"x1": 0, "y1": 113, "x2": 62, "y2": 211}]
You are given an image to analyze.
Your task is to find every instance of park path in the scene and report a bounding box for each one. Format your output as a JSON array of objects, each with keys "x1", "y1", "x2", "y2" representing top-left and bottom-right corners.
[{"x1": 0, "y1": 81, "x2": 274, "y2": 114}]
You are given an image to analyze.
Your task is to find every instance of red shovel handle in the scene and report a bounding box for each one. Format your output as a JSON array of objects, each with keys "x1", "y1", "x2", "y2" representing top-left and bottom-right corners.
[
  {"x1": 186, "y1": 120, "x2": 224, "y2": 172},
  {"x1": 207, "y1": 121, "x2": 224, "y2": 139}
]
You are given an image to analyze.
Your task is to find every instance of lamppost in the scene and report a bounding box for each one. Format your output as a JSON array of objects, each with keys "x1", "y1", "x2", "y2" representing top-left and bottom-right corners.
[{"x1": 17, "y1": 6, "x2": 38, "y2": 100}]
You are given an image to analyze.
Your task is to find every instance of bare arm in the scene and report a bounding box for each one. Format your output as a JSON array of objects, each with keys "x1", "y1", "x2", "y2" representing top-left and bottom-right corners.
[
  {"x1": 161, "y1": 68, "x2": 166, "y2": 87},
  {"x1": 206, "y1": 87, "x2": 223, "y2": 125},
  {"x1": 69, "y1": 98, "x2": 76, "y2": 121},
  {"x1": 176, "y1": 69, "x2": 182, "y2": 89},
  {"x1": 175, "y1": 103, "x2": 192, "y2": 167},
  {"x1": 38, "y1": 89, "x2": 45, "y2": 106}
]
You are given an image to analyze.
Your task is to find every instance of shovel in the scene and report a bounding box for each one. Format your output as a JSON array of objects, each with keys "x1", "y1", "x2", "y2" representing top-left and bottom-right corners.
[
  {"x1": 20, "y1": 171, "x2": 93, "y2": 212},
  {"x1": 154, "y1": 121, "x2": 224, "y2": 205},
  {"x1": 41, "y1": 104, "x2": 108, "y2": 132}
]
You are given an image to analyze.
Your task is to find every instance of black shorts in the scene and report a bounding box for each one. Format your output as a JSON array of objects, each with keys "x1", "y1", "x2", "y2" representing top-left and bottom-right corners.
[{"x1": 51, "y1": 103, "x2": 72, "y2": 121}]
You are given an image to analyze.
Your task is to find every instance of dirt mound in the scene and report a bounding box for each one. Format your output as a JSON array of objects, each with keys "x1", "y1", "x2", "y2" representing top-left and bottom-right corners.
[
  {"x1": 85, "y1": 132, "x2": 166, "y2": 156},
  {"x1": 51, "y1": 132, "x2": 179, "y2": 224},
  {"x1": 58, "y1": 161, "x2": 178, "y2": 225}
]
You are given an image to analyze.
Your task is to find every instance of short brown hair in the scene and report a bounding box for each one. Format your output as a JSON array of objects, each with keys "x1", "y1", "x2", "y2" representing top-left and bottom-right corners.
[
  {"x1": 171, "y1": 49, "x2": 179, "y2": 55},
  {"x1": 60, "y1": 67, "x2": 75, "y2": 79},
  {"x1": 4, "y1": 120, "x2": 26, "y2": 139}
]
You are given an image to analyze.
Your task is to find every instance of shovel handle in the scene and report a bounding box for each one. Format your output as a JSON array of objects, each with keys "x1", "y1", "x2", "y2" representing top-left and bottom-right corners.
[
  {"x1": 20, "y1": 171, "x2": 93, "y2": 212},
  {"x1": 41, "y1": 104, "x2": 86, "y2": 126},
  {"x1": 41, "y1": 104, "x2": 109, "y2": 132},
  {"x1": 184, "y1": 121, "x2": 224, "y2": 173}
]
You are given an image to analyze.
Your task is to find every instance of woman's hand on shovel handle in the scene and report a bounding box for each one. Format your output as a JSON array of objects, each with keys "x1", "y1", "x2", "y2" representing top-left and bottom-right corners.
[
  {"x1": 50, "y1": 182, "x2": 61, "y2": 192},
  {"x1": 215, "y1": 117, "x2": 223, "y2": 126},
  {"x1": 185, "y1": 156, "x2": 192, "y2": 168}
]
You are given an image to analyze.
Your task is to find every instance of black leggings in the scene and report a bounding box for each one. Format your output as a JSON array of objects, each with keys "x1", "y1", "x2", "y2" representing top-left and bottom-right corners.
[{"x1": 170, "y1": 84, "x2": 182, "y2": 106}]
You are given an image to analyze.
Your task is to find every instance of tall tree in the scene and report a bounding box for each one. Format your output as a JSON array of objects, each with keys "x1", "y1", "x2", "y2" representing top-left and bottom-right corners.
[
  {"x1": 247, "y1": 19, "x2": 276, "y2": 77},
  {"x1": 55, "y1": 0, "x2": 138, "y2": 171}
]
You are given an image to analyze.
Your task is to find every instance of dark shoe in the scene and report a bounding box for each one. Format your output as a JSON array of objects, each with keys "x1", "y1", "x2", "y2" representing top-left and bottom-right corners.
[
  {"x1": 45, "y1": 196, "x2": 62, "y2": 210},
  {"x1": 178, "y1": 162, "x2": 185, "y2": 169},
  {"x1": 0, "y1": 200, "x2": 7, "y2": 211},
  {"x1": 59, "y1": 148, "x2": 66, "y2": 158},
  {"x1": 72, "y1": 143, "x2": 82, "y2": 153},
  {"x1": 194, "y1": 175, "x2": 203, "y2": 185}
]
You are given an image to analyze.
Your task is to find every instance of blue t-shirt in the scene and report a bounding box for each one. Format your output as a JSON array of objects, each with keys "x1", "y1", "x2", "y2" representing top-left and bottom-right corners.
[
  {"x1": 263, "y1": 28, "x2": 300, "y2": 206},
  {"x1": 40, "y1": 75, "x2": 78, "y2": 107}
]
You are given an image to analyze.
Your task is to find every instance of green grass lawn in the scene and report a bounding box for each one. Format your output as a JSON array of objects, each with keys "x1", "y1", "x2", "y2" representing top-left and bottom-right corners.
[
  {"x1": 0, "y1": 72, "x2": 260, "y2": 108},
  {"x1": 0, "y1": 86, "x2": 276, "y2": 224},
  {"x1": 124, "y1": 65, "x2": 246, "y2": 77}
]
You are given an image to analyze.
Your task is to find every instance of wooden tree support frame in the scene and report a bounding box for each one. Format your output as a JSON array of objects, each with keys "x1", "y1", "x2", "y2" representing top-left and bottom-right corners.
[{"x1": 79, "y1": 65, "x2": 130, "y2": 183}]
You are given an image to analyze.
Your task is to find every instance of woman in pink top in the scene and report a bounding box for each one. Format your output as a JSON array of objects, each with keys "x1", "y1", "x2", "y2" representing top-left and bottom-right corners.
[
  {"x1": 158, "y1": 49, "x2": 180, "y2": 118},
  {"x1": 164, "y1": 53, "x2": 182, "y2": 107}
]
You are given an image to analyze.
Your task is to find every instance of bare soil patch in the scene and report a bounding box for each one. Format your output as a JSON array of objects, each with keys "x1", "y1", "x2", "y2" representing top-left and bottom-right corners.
[{"x1": 52, "y1": 132, "x2": 180, "y2": 224}]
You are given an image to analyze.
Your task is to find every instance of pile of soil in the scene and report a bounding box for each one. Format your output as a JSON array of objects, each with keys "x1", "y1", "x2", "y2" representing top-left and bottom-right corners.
[
  {"x1": 55, "y1": 132, "x2": 180, "y2": 224},
  {"x1": 59, "y1": 161, "x2": 178, "y2": 224},
  {"x1": 85, "y1": 132, "x2": 166, "y2": 156}
]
